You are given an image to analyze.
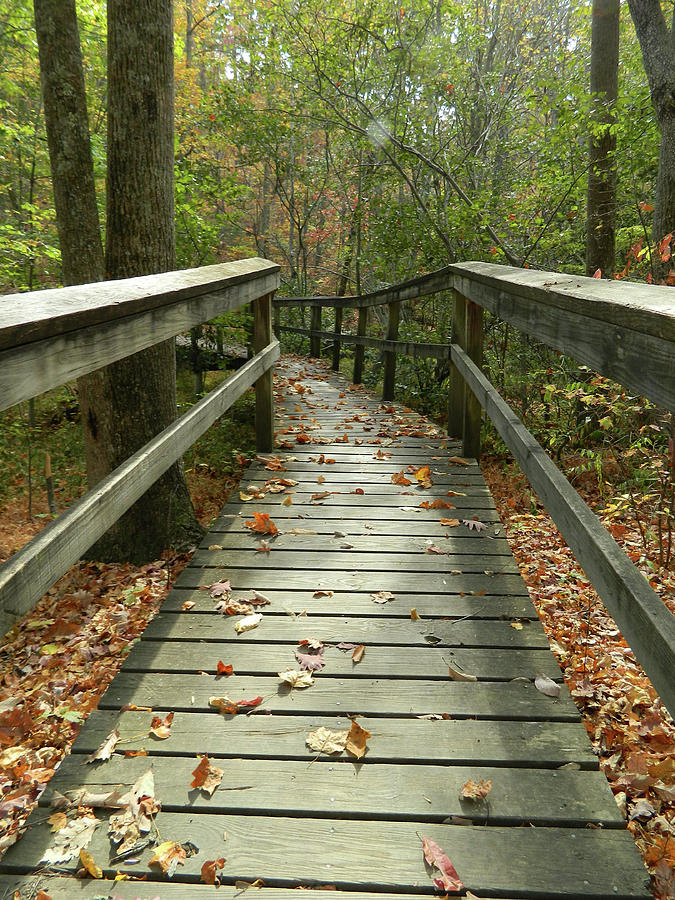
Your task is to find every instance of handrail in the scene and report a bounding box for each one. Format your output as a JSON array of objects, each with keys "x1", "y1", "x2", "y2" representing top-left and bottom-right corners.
[
  {"x1": 0, "y1": 258, "x2": 280, "y2": 634},
  {"x1": 274, "y1": 262, "x2": 675, "y2": 720},
  {"x1": 275, "y1": 262, "x2": 674, "y2": 411}
]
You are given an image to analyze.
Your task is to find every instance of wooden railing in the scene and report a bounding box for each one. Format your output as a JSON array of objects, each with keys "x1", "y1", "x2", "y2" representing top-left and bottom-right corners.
[
  {"x1": 0, "y1": 257, "x2": 279, "y2": 635},
  {"x1": 274, "y1": 262, "x2": 675, "y2": 719}
]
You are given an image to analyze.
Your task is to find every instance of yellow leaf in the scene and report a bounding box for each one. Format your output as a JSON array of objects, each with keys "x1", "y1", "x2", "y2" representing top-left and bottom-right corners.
[{"x1": 79, "y1": 848, "x2": 103, "y2": 878}]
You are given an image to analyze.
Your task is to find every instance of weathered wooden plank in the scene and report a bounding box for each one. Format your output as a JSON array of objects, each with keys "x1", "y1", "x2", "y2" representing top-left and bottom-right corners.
[
  {"x1": 240, "y1": 481, "x2": 494, "y2": 502},
  {"x1": 188, "y1": 548, "x2": 520, "y2": 574},
  {"x1": 0, "y1": 259, "x2": 280, "y2": 410},
  {"x1": 198, "y1": 530, "x2": 512, "y2": 556},
  {"x1": 0, "y1": 342, "x2": 280, "y2": 633},
  {"x1": 1, "y1": 812, "x2": 651, "y2": 897},
  {"x1": 41, "y1": 755, "x2": 622, "y2": 827},
  {"x1": 218, "y1": 500, "x2": 502, "y2": 520},
  {"x1": 211, "y1": 512, "x2": 504, "y2": 537},
  {"x1": 121, "y1": 640, "x2": 558, "y2": 680},
  {"x1": 163, "y1": 588, "x2": 536, "y2": 619},
  {"x1": 70, "y1": 710, "x2": 599, "y2": 767},
  {"x1": 97, "y1": 672, "x2": 578, "y2": 720},
  {"x1": 142, "y1": 613, "x2": 544, "y2": 647},
  {"x1": 0, "y1": 876, "x2": 433, "y2": 900},
  {"x1": 173, "y1": 566, "x2": 523, "y2": 595},
  {"x1": 451, "y1": 341, "x2": 675, "y2": 721}
]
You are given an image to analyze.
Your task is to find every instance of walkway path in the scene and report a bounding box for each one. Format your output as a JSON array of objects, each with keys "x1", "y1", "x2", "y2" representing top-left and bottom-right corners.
[{"x1": 0, "y1": 357, "x2": 650, "y2": 898}]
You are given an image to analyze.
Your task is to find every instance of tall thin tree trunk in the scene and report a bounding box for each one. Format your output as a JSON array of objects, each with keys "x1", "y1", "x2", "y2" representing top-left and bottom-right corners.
[
  {"x1": 88, "y1": 0, "x2": 202, "y2": 561},
  {"x1": 586, "y1": 0, "x2": 620, "y2": 277}
]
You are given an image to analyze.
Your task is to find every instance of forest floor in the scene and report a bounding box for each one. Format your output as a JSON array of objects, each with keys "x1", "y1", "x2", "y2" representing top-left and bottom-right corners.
[{"x1": 0, "y1": 372, "x2": 673, "y2": 897}]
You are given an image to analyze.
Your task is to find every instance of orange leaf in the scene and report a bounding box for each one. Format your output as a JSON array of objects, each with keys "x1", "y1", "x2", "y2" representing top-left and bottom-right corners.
[
  {"x1": 36, "y1": 893, "x2": 53, "y2": 900},
  {"x1": 447, "y1": 456, "x2": 468, "y2": 465},
  {"x1": 410, "y1": 607, "x2": 420, "y2": 620},
  {"x1": 201, "y1": 857, "x2": 227, "y2": 885},
  {"x1": 346, "y1": 720, "x2": 371, "y2": 758},
  {"x1": 351, "y1": 644, "x2": 365, "y2": 663},
  {"x1": 592, "y1": 268, "x2": 602, "y2": 278},
  {"x1": 149, "y1": 840, "x2": 187, "y2": 876},
  {"x1": 460, "y1": 778, "x2": 492, "y2": 801},
  {"x1": 191, "y1": 755, "x2": 224, "y2": 795},
  {"x1": 245, "y1": 513, "x2": 279, "y2": 535},
  {"x1": 413, "y1": 464, "x2": 433, "y2": 487},
  {"x1": 439, "y1": 518, "x2": 460, "y2": 527},
  {"x1": 419, "y1": 499, "x2": 454, "y2": 510},
  {"x1": 216, "y1": 661, "x2": 234, "y2": 676},
  {"x1": 391, "y1": 470, "x2": 412, "y2": 485}
]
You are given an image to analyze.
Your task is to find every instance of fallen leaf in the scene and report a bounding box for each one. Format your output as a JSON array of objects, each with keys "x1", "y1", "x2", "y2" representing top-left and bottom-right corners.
[
  {"x1": 201, "y1": 857, "x2": 227, "y2": 886},
  {"x1": 413, "y1": 465, "x2": 433, "y2": 488},
  {"x1": 41, "y1": 815, "x2": 99, "y2": 864},
  {"x1": 419, "y1": 499, "x2": 454, "y2": 510},
  {"x1": 209, "y1": 696, "x2": 263, "y2": 715},
  {"x1": 352, "y1": 644, "x2": 365, "y2": 663},
  {"x1": 311, "y1": 491, "x2": 332, "y2": 501},
  {"x1": 439, "y1": 518, "x2": 460, "y2": 527},
  {"x1": 295, "y1": 650, "x2": 326, "y2": 672},
  {"x1": 278, "y1": 669, "x2": 315, "y2": 688},
  {"x1": 191, "y1": 756, "x2": 224, "y2": 795},
  {"x1": 534, "y1": 673, "x2": 561, "y2": 697},
  {"x1": 370, "y1": 591, "x2": 395, "y2": 604},
  {"x1": 235, "y1": 612, "x2": 263, "y2": 633},
  {"x1": 216, "y1": 662, "x2": 234, "y2": 676},
  {"x1": 422, "y1": 836, "x2": 464, "y2": 892},
  {"x1": 281, "y1": 495, "x2": 293, "y2": 506},
  {"x1": 463, "y1": 518, "x2": 487, "y2": 532},
  {"x1": 79, "y1": 848, "x2": 103, "y2": 878},
  {"x1": 448, "y1": 456, "x2": 469, "y2": 466},
  {"x1": 448, "y1": 664, "x2": 477, "y2": 682},
  {"x1": 181, "y1": 599, "x2": 196, "y2": 610},
  {"x1": 391, "y1": 470, "x2": 412, "y2": 486},
  {"x1": 313, "y1": 589, "x2": 334, "y2": 597},
  {"x1": 245, "y1": 513, "x2": 279, "y2": 535},
  {"x1": 317, "y1": 475, "x2": 326, "y2": 484},
  {"x1": 256, "y1": 540, "x2": 272, "y2": 552},
  {"x1": 208, "y1": 544, "x2": 224, "y2": 551},
  {"x1": 217, "y1": 598, "x2": 253, "y2": 616},
  {"x1": 460, "y1": 778, "x2": 492, "y2": 801},
  {"x1": 150, "y1": 711, "x2": 174, "y2": 739},
  {"x1": 208, "y1": 580, "x2": 232, "y2": 599},
  {"x1": 36, "y1": 893, "x2": 53, "y2": 900},
  {"x1": 86, "y1": 728, "x2": 120, "y2": 763},
  {"x1": 149, "y1": 840, "x2": 187, "y2": 877},
  {"x1": 306, "y1": 726, "x2": 349, "y2": 755},
  {"x1": 346, "y1": 720, "x2": 371, "y2": 758},
  {"x1": 410, "y1": 608, "x2": 421, "y2": 620},
  {"x1": 286, "y1": 528, "x2": 317, "y2": 535},
  {"x1": 510, "y1": 622, "x2": 524, "y2": 631},
  {"x1": 47, "y1": 812, "x2": 67, "y2": 832}
]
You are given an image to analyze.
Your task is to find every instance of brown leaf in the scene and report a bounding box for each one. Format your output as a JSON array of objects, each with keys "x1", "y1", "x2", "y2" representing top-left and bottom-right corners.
[
  {"x1": 391, "y1": 470, "x2": 412, "y2": 485},
  {"x1": 448, "y1": 664, "x2": 477, "y2": 682},
  {"x1": 439, "y1": 518, "x2": 460, "y2": 527},
  {"x1": 150, "y1": 711, "x2": 174, "y2": 739},
  {"x1": 463, "y1": 518, "x2": 488, "y2": 532},
  {"x1": 351, "y1": 644, "x2": 365, "y2": 663},
  {"x1": 313, "y1": 589, "x2": 334, "y2": 597},
  {"x1": 370, "y1": 590, "x2": 395, "y2": 604},
  {"x1": 149, "y1": 840, "x2": 187, "y2": 877},
  {"x1": 346, "y1": 720, "x2": 371, "y2": 759},
  {"x1": 201, "y1": 857, "x2": 227, "y2": 885},
  {"x1": 181, "y1": 600, "x2": 196, "y2": 610},
  {"x1": 448, "y1": 456, "x2": 469, "y2": 465},
  {"x1": 86, "y1": 728, "x2": 120, "y2": 763},
  {"x1": 460, "y1": 778, "x2": 492, "y2": 801},
  {"x1": 191, "y1": 756, "x2": 224, "y2": 795}
]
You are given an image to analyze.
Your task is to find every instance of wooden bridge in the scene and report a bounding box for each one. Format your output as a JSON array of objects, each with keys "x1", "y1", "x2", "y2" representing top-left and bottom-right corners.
[{"x1": 0, "y1": 259, "x2": 673, "y2": 898}]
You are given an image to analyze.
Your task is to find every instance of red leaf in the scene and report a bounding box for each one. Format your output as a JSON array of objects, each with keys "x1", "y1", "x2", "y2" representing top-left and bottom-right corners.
[
  {"x1": 422, "y1": 836, "x2": 464, "y2": 891},
  {"x1": 592, "y1": 268, "x2": 602, "y2": 278},
  {"x1": 245, "y1": 513, "x2": 279, "y2": 535},
  {"x1": 216, "y1": 661, "x2": 234, "y2": 676}
]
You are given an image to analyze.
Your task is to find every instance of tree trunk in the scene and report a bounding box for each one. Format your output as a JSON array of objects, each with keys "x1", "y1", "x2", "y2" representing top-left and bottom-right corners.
[
  {"x1": 33, "y1": 0, "x2": 117, "y2": 510},
  {"x1": 88, "y1": 0, "x2": 202, "y2": 562},
  {"x1": 627, "y1": 0, "x2": 675, "y2": 281},
  {"x1": 586, "y1": 0, "x2": 619, "y2": 277}
]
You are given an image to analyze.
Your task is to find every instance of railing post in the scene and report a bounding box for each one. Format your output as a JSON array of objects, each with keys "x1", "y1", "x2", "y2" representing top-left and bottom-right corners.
[
  {"x1": 332, "y1": 307, "x2": 343, "y2": 371},
  {"x1": 448, "y1": 289, "x2": 466, "y2": 440},
  {"x1": 382, "y1": 300, "x2": 400, "y2": 401},
  {"x1": 273, "y1": 300, "x2": 280, "y2": 336},
  {"x1": 310, "y1": 304, "x2": 322, "y2": 358},
  {"x1": 463, "y1": 298, "x2": 483, "y2": 460},
  {"x1": 353, "y1": 306, "x2": 368, "y2": 384},
  {"x1": 253, "y1": 291, "x2": 274, "y2": 452}
]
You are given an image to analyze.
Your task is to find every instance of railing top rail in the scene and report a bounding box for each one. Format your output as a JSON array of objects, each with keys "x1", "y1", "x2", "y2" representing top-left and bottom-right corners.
[
  {"x1": 275, "y1": 261, "x2": 675, "y2": 343},
  {"x1": 1, "y1": 257, "x2": 280, "y2": 353},
  {"x1": 450, "y1": 262, "x2": 675, "y2": 342}
]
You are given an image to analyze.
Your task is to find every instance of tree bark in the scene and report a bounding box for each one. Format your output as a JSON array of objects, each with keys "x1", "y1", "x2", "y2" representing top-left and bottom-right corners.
[
  {"x1": 586, "y1": 0, "x2": 620, "y2": 277},
  {"x1": 627, "y1": 0, "x2": 675, "y2": 281},
  {"x1": 87, "y1": 0, "x2": 202, "y2": 561}
]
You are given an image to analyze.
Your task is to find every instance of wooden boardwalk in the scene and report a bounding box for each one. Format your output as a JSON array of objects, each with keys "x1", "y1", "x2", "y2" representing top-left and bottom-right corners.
[{"x1": 0, "y1": 357, "x2": 651, "y2": 899}]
